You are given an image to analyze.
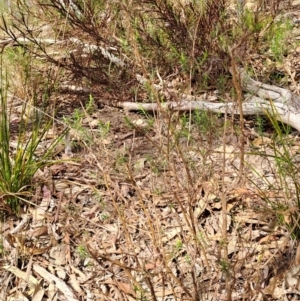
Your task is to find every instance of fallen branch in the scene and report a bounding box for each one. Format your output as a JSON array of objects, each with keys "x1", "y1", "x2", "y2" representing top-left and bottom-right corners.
[
  {"x1": 108, "y1": 69, "x2": 300, "y2": 132},
  {"x1": 0, "y1": 36, "x2": 125, "y2": 67},
  {"x1": 58, "y1": 62, "x2": 300, "y2": 131},
  {"x1": 118, "y1": 96, "x2": 299, "y2": 128}
]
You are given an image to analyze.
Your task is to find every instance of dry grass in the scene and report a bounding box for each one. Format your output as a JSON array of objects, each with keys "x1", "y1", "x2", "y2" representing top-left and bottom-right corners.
[{"x1": 1, "y1": 0, "x2": 300, "y2": 300}]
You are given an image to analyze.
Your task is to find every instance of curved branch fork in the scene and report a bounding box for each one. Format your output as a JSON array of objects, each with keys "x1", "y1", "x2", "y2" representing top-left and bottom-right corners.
[{"x1": 120, "y1": 69, "x2": 300, "y2": 132}]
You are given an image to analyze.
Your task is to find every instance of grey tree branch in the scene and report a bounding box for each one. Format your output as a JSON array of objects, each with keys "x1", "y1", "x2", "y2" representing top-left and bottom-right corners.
[
  {"x1": 60, "y1": 69, "x2": 300, "y2": 131},
  {"x1": 116, "y1": 69, "x2": 300, "y2": 132},
  {"x1": 0, "y1": 37, "x2": 125, "y2": 67}
]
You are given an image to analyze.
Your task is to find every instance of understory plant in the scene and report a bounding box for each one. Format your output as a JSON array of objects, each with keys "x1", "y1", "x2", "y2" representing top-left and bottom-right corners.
[
  {"x1": 247, "y1": 103, "x2": 300, "y2": 238},
  {"x1": 266, "y1": 108, "x2": 300, "y2": 238},
  {"x1": 0, "y1": 79, "x2": 65, "y2": 213}
]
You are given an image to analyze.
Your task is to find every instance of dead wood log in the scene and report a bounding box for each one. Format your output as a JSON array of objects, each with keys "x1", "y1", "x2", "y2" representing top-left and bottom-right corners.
[
  {"x1": 59, "y1": 69, "x2": 300, "y2": 131},
  {"x1": 115, "y1": 69, "x2": 300, "y2": 132}
]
